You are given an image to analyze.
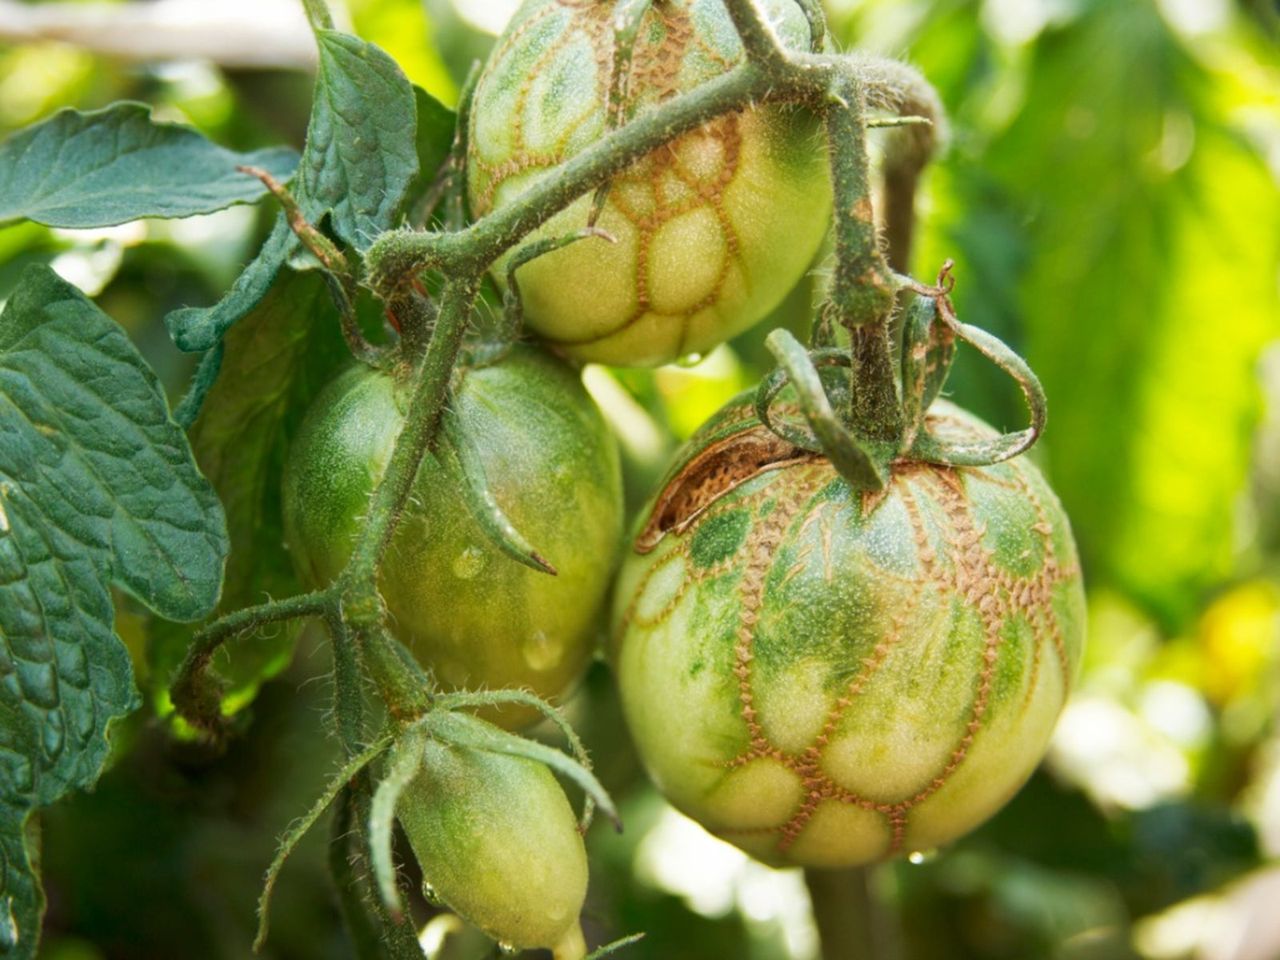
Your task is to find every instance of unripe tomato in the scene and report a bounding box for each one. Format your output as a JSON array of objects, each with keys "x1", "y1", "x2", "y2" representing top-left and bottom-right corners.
[
  {"x1": 282, "y1": 346, "x2": 623, "y2": 729},
  {"x1": 468, "y1": 0, "x2": 833, "y2": 367},
  {"x1": 396, "y1": 736, "x2": 588, "y2": 958},
  {"x1": 612, "y1": 397, "x2": 1086, "y2": 867}
]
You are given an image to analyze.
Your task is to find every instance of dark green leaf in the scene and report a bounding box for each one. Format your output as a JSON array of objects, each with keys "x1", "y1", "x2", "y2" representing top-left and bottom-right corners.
[
  {"x1": 0, "y1": 265, "x2": 228, "y2": 957},
  {"x1": 305, "y1": 30, "x2": 419, "y2": 251},
  {"x1": 149, "y1": 269, "x2": 348, "y2": 716},
  {"x1": 0, "y1": 103, "x2": 299, "y2": 229}
]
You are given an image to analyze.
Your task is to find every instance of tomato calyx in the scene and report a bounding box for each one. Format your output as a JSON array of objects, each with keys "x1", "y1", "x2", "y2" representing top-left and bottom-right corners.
[{"x1": 751, "y1": 261, "x2": 1050, "y2": 500}]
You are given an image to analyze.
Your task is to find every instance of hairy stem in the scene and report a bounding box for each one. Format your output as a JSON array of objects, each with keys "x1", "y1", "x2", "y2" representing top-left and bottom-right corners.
[
  {"x1": 823, "y1": 70, "x2": 901, "y2": 443},
  {"x1": 366, "y1": 57, "x2": 822, "y2": 293},
  {"x1": 339, "y1": 277, "x2": 480, "y2": 589},
  {"x1": 300, "y1": 0, "x2": 334, "y2": 32},
  {"x1": 326, "y1": 609, "x2": 368, "y2": 750},
  {"x1": 854, "y1": 56, "x2": 946, "y2": 272},
  {"x1": 825, "y1": 71, "x2": 897, "y2": 330},
  {"x1": 170, "y1": 590, "x2": 331, "y2": 730},
  {"x1": 329, "y1": 790, "x2": 386, "y2": 960},
  {"x1": 721, "y1": 0, "x2": 791, "y2": 68}
]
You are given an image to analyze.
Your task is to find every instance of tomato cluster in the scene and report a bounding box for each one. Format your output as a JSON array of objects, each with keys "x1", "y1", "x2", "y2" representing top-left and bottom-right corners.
[{"x1": 279, "y1": 0, "x2": 1083, "y2": 951}]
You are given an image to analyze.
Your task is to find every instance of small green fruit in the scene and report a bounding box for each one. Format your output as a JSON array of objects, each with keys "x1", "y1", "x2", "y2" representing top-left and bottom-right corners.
[
  {"x1": 468, "y1": 0, "x2": 833, "y2": 366},
  {"x1": 612, "y1": 397, "x2": 1086, "y2": 867},
  {"x1": 282, "y1": 346, "x2": 623, "y2": 729},
  {"x1": 397, "y1": 736, "x2": 589, "y2": 958}
]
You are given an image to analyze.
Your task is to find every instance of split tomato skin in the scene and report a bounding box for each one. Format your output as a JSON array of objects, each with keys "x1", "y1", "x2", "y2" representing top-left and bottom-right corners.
[
  {"x1": 282, "y1": 345, "x2": 624, "y2": 729},
  {"x1": 467, "y1": 0, "x2": 833, "y2": 367},
  {"x1": 612, "y1": 396, "x2": 1086, "y2": 867}
]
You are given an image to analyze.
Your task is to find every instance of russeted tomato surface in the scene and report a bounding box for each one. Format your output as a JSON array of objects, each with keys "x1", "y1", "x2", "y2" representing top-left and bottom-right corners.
[
  {"x1": 468, "y1": 0, "x2": 833, "y2": 367},
  {"x1": 282, "y1": 346, "x2": 623, "y2": 729},
  {"x1": 612, "y1": 396, "x2": 1086, "y2": 867},
  {"x1": 395, "y1": 736, "x2": 589, "y2": 958}
]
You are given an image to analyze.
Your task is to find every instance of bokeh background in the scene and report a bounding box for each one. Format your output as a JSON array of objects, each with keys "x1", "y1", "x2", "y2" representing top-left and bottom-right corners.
[{"x1": 0, "y1": 0, "x2": 1278, "y2": 958}]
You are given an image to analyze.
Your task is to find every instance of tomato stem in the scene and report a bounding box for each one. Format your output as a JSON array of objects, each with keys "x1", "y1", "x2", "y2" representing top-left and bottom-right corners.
[
  {"x1": 170, "y1": 588, "x2": 332, "y2": 737},
  {"x1": 805, "y1": 866, "x2": 890, "y2": 960},
  {"x1": 299, "y1": 0, "x2": 334, "y2": 33},
  {"x1": 340, "y1": 276, "x2": 480, "y2": 583}
]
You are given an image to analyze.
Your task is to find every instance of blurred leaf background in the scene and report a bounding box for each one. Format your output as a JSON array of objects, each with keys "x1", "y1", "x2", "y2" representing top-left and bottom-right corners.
[{"x1": 1, "y1": 0, "x2": 1277, "y2": 958}]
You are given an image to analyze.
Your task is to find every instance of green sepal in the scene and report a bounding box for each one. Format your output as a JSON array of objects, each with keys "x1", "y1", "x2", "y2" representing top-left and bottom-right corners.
[
  {"x1": 899, "y1": 293, "x2": 955, "y2": 452},
  {"x1": 437, "y1": 404, "x2": 557, "y2": 575},
  {"x1": 255, "y1": 735, "x2": 393, "y2": 951},
  {"x1": 434, "y1": 688, "x2": 599, "y2": 831},
  {"x1": 369, "y1": 727, "x2": 428, "y2": 916},
  {"x1": 909, "y1": 299, "x2": 1047, "y2": 466},
  {"x1": 419, "y1": 710, "x2": 620, "y2": 831},
  {"x1": 501, "y1": 228, "x2": 615, "y2": 344},
  {"x1": 760, "y1": 329, "x2": 887, "y2": 492},
  {"x1": 588, "y1": 0, "x2": 657, "y2": 225}
]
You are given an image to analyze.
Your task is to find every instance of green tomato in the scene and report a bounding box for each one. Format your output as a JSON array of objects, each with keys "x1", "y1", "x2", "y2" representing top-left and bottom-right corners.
[
  {"x1": 396, "y1": 735, "x2": 588, "y2": 958},
  {"x1": 468, "y1": 0, "x2": 832, "y2": 367},
  {"x1": 282, "y1": 346, "x2": 623, "y2": 729},
  {"x1": 612, "y1": 397, "x2": 1086, "y2": 867}
]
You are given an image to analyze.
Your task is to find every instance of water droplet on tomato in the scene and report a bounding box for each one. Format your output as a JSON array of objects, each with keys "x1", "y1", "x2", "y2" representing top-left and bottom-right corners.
[
  {"x1": 676, "y1": 352, "x2": 704, "y2": 368},
  {"x1": 907, "y1": 849, "x2": 937, "y2": 865},
  {"x1": 421, "y1": 882, "x2": 442, "y2": 905},
  {"x1": 452, "y1": 546, "x2": 485, "y2": 579},
  {"x1": 497, "y1": 942, "x2": 518, "y2": 956},
  {"x1": 522, "y1": 630, "x2": 564, "y2": 671}
]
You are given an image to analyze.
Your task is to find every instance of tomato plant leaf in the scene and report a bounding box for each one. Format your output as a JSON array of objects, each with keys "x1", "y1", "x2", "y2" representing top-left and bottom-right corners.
[
  {"x1": 414, "y1": 85, "x2": 457, "y2": 185},
  {"x1": 0, "y1": 265, "x2": 228, "y2": 958},
  {"x1": 403, "y1": 84, "x2": 459, "y2": 224},
  {"x1": 150, "y1": 269, "x2": 348, "y2": 717},
  {"x1": 303, "y1": 30, "x2": 419, "y2": 252},
  {"x1": 0, "y1": 103, "x2": 300, "y2": 229},
  {"x1": 165, "y1": 29, "x2": 418, "y2": 354}
]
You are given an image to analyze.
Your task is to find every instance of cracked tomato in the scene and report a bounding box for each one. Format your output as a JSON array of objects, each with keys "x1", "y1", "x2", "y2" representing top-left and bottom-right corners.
[
  {"x1": 612, "y1": 396, "x2": 1086, "y2": 866},
  {"x1": 468, "y1": 0, "x2": 832, "y2": 366}
]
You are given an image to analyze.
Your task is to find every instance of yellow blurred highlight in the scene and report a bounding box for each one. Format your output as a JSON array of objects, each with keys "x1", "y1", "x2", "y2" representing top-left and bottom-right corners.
[
  {"x1": 0, "y1": 44, "x2": 96, "y2": 130},
  {"x1": 1196, "y1": 582, "x2": 1278, "y2": 706}
]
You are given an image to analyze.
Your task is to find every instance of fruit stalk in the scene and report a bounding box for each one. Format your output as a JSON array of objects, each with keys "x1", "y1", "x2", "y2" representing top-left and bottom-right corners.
[
  {"x1": 823, "y1": 70, "x2": 902, "y2": 444},
  {"x1": 805, "y1": 866, "x2": 890, "y2": 960}
]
